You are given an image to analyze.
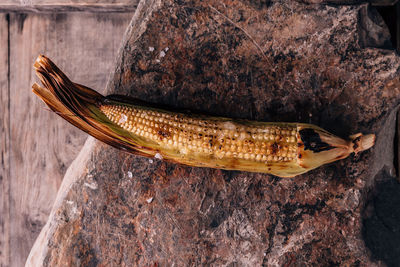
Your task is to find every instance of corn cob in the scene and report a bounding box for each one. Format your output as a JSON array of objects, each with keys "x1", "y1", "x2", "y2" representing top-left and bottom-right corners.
[{"x1": 32, "y1": 55, "x2": 375, "y2": 177}]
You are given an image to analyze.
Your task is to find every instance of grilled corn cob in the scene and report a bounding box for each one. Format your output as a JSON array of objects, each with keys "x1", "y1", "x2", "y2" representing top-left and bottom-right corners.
[{"x1": 32, "y1": 55, "x2": 375, "y2": 177}]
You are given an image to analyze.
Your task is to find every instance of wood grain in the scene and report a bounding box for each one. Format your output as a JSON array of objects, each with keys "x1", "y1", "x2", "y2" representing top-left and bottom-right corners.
[
  {"x1": 0, "y1": 13, "x2": 10, "y2": 267},
  {"x1": 1, "y1": 12, "x2": 132, "y2": 267},
  {"x1": 0, "y1": 3, "x2": 137, "y2": 13},
  {"x1": 0, "y1": 0, "x2": 134, "y2": 3}
]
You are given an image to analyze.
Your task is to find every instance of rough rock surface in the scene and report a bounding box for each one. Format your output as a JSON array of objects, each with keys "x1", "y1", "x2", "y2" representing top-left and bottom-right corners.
[{"x1": 27, "y1": 0, "x2": 400, "y2": 266}]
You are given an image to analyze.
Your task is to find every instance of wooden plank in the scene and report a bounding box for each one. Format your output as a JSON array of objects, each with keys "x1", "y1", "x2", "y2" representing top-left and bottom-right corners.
[
  {"x1": 0, "y1": 13, "x2": 10, "y2": 267},
  {"x1": 1, "y1": 0, "x2": 134, "y2": 3},
  {"x1": 0, "y1": 1, "x2": 138, "y2": 12},
  {"x1": 7, "y1": 12, "x2": 132, "y2": 267}
]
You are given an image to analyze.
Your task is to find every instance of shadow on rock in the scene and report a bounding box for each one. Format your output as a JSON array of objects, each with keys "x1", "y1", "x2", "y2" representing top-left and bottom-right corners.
[{"x1": 362, "y1": 169, "x2": 400, "y2": 267}]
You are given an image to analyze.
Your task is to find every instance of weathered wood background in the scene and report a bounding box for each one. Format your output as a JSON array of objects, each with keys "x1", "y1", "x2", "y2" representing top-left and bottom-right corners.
[
  {"x1": 0, "y1": 0, "x2": 137, "y2": 12},
  {"x1": 0, "y1": 3, "x2": 135, "y2": 266}
]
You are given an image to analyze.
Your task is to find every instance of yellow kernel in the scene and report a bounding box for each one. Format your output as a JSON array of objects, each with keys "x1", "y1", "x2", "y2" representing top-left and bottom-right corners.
[
  {"x1": 261, "y1": 142, "x2": 267, "y2": 148},
  {"x1": 239, "y1": 132, "x2": 247, "y2": 140}
]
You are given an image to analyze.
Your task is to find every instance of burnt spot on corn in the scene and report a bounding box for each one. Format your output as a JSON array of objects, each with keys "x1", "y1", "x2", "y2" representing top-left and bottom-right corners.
[
  {"x1": 352, "y1": 136, "x2": 361, "y2": 151},
  {"x1": 157, "y1": 130, "x2": 170, "y2": 139},
  {"x1": 297, "y1": 142, "x2": 303, "y2": 148},
  {"x1": 299, "y1": 128, "x2": 335, "y2": 153},
  {"x1": 271, "y1": 142, "x2": 279, "y2": 154}
]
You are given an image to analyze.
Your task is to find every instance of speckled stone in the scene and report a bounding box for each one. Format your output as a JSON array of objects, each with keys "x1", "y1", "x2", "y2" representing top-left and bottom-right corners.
[{"x1": 27, "y1": 0, "x2": 400, "y2": 266}]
